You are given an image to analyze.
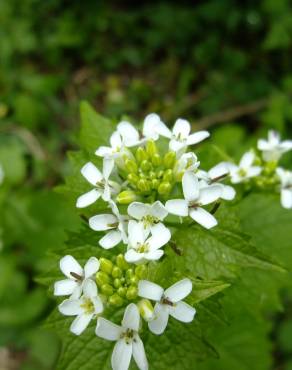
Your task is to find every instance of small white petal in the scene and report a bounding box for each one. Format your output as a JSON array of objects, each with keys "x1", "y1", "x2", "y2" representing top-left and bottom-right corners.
[
  {"x1": 122, "y1": 304, "x2": 140, "y2": 331},
  {"x1": 128, "y1": 220, "x2": 148, "y2": 247},
  {"x1": 155, "y1": 121, "x2": 172, "y2": 138},
  {"x1": 110, "y1": 131, "x2": 123, "y2": 149},
  {"x1": 173, "y1": 119, "x2": 191, "y2": 138},
  {"x1": 257, "y1": 139, "x2": 270, "y2": 151},
  {"x1": 117, "y1": 121, "x2": 140, "y2": 146},
  {"x1": 96, "y1": 318, "x2": 122, "y2": 341},
  {"x1": 95, "y1": 146, "x2": 113, "y2": 157},
  {"x1": 151, "y1": 201, "x2": 168, "y2": 220},
  {"x1": 99, "y1": 230, "x2": 122, "y2": 249},
  {"x1": 143, "y1": 113, "x2": 161, "y2": 140},
  {"x1": 247, "y1": 166, "x2": 262, "y2": 178},
  {"x1": 92, "y1": 296, "x2": 104, "y2": 314},
  {"x1": 103, "y1": 158, "x2": 114, "y2": 180},
  {"x1": 189, "y1": 207, "x2": 218, "y2": 229},
  {"x1": 84, "y1": 257, "x2": 100, "y2": 279},
  {"x1": 83, "y1": 279, "x2": 98, "y2": 298},
  {"x1": 133, "y1": 335, "x2": 148, "y2": 370},
  {"x1": 148, "y1": 223, "x2": 171, "y2": 250},
  {"x1": 169, "y1": 139, "x2": 186, "y2": 152},
  {"x1": 198, "y1": 185, "x2": 222, "y2": 205},
  {"x1": 165, "y1": 199, "x2": 189, "y2": 216},
  {"x1": 148, "y1": 303, "x2": 169, "y2": 335},
  {"x1": 81, "y1": 162, "x2": 103, "y2": 185},
  {"x1": 186, "y1": 131, "x2": 210, "y2": 146},
  {"x1": 281, "y1": 140, "x2": 292, "y2": 151},
  {"x1": 60, "y1": 255, "x2": 83, "y2": 279},
  {"x1": 125, "y1": 249, "x2": 144, "y2": 263},
  {"x1": 89, "y1": 214, "x2": 118, "y2": 231},
  {"x1": 220, "y1": 185, "x2": 236, "y2": 200},
  {"x1": 281, "y1": 189, "x2": 292, "y2": 209},
  {"x1": 70, "y1": 285, "x2": 83, "y2": 300},
  {"x1": 128, "y1": 202, "x2": 149, "y2": 220},
  {"x1": 208, "y1": 163, "x2": 229, "y2": 180},
  {"x1": 145, "y1": 249, "x2": 164, "y2": 261},
  {"x1": 111, "y1": 339, "x2": 133, "y2": 370},
  {"x1": 54, "y1": 279, "x2": 78, "y2": 296},
  {"x1": 240, "y1": 151, "x2": 254, "y2": 169},
  {"x1": 164, "y1": 278, "x2": 192, "y2": 302},
  {"x1": 182, "y1": 171, "x2": 199, "y2": 201},
  {"x1": 58, "y1": 299, "x2": 83, "y2": 316},
  {"x1": 70, "y1": 313, "x2": 93, "y2": 335},
  {"x1": 76, "y1": 189, "x2": 100, "y2": 208},
  {"x1": 169, "y1": 301, "x2": 196, "y2": 323},
  {"x1": 138, "y1": 280, "x2": 164, "y2": 301}
]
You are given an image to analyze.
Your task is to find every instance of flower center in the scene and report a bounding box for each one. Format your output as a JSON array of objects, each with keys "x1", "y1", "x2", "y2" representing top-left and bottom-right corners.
[
  {"x1": 161, "y1": 296, "x2": 174, "y2": 306},
  {"x1": 70, "y1": 272, "x2": 83, "y2": 281},
  {"x1": 142, "y1": 215, "x2": 159, "y2": 228},
  {"x1": 136, "y1": 242, "x2": 149, "y2": 253},
  {"x1": 80, "y1": 298, "x2": 95, "y2": 314},
  {"x1": 238, "y1": 168, "x2": 247, "y2": 177},
  {"x1": 121, "y1": 329, "x2": 135, "y2": 344}
]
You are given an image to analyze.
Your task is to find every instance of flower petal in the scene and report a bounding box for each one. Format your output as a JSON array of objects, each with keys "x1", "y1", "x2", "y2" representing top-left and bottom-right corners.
[
  {"x1": 182, "y1": 171, "x2": 199, "y2": 201},
  {"x1": 110, "y1": 131, "x2": 123, "y2": 149},
  {"x1": 103, "y1": 158, "x2": 114, "y2": 180},
  {"x1": 164, "y1": 278, "x2": 192, "y2": 303},
  {"x1": 281, "y1": 189, "x2": 292, "y2": 209},
  {"x1": 173, "y1": 119, "x2": 191, "y2": 138},
  {"x1": 84, "y1": 257, "x2": 100, "y2": 278},
  {"x1": 117, "y1": 121, "x2": 139, "y2": 147},
  {"x1": 138, "y1": 280, "x2": 164, "y2": 301},
  {"x1": 99, "y1": 230, "x2": 122, "y2": 249},
  {"x1": 239, "y1": 151, "x2": 254, "y2": 169},
  {"x1": 111, "y1": 339, "x2": 133, "y2": 370},
  {"x1": 128, "y1": 220, "x2": 148, "y2": 246},
  {"x1": 145, "y1": 249, "x2": 164, "y2": 261},
  {"x1": 122, "y1": 303, "x2": 140, "y2": 331},
  {"x1": 128, "y1": 202, "x2": 149, "y2": 220},
  {"x1": 143, "y1": 113, "x2": 161, "y2": 140},
  {"x1": 208, "y1": 162, "x2": 229, "y2": 180},
  {"x1": 247, "y1": 166, "x2": 262, "y2": 178},
  {"x1": 148, "y1": 303, "x2": 169, "y2": 335},
  {"x1": 70, "y1": 313, "x2": 93, "y2": 335},
  {"x1": 189, "y1": 207, "x2": 218, "y2": 229},
  {"x1": 54, "y1": 279, "x2": 78, "y2": 296},
  {"x1": 89, "y1": 214, "x2": 118, "y2": 231},
  {"x1": 60, "y1": 255, "x2": 83, "y2": 279},
  {"x1": 169, "y1": 139, "x2": 186, "y2": 152},
  {"x1": 165, "y1": 199, "x2": 189, "y2": 216},
  {"x1": 83, "y1": 279, "x2": 98, "y2": 298},
  {"x1": 96, "y1": 318, "x2": 122, "y2": 341},
  {"x1": 81, "y1": 162, "x2": 103, "y2": 185},
  {"x1": 95, "y1": 146, "x2": 113, "y2": 157},
  {"x1": 76, "y1": 189, "x2": 100, "y2": 208},
  {"x1": 220, "y1": 185, "x2": 236, "y2": 200},
  {"x1": 151, "y1": 201, "x2": 168, "y2": 220},
  {"x1": 155, "y1": 121, "x2": 172, "y2": 138},
  {"x1": 198, "y1": 185, "x2": 222, "y2": 205},
  {"x1": 124, "y1": 249, "x2": 144, "y2": 263},
  {"x1": 169, "y1": 301, "x2": 196, "y2": 323},
  {"x1": 148, "y1": 223, "x2": 171, "y2": 250},
  {"x1": 133, "y1": 335, "x2": 148, "y2": 370},
  {"x1": 92, "y1": 296, "x2": 104, "y2": 314},
  {"x1": 186, "y1": 131, "x2": 210, "y2": 146},
  {"x1": 58, "y1": 299, "x2": 83, "y2": 316}
]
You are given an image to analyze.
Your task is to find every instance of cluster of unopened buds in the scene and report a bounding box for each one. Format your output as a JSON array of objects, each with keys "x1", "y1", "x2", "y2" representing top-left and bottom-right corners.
[{"x1": 54, "y1": 114, "x2": 292, "y2": 370}]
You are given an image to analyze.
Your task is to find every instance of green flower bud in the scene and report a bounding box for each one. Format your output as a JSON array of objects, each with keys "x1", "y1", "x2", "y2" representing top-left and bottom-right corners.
[
  {"x1": 125, "y1": 159, "x2": 138, "y2": 174},
  {"x1": 157, "y1": 170, "x2": 164, "y2": 178},
  {"x1": 135, "y1": 264, "x2": 147, "y2": 279},
  {"x1": 140, "y1": 160, "x2": 152, "y2": 172},
  {"x1": 163, "y1": 169, "x2": 173, "y2": 182},
  {"x1": 146, "y1": 140, "x2": 158, "y2": 156},
  {"x1": 127, "y1": 173, "x2": 139, "y2": 185},
  {"x1": 138, "y1": 299, "x2": 154, "y2": 321},
  {"x1": 126, "y1": 286, "x2": 138, "y2": 300},
  {"x1": 151, "y1": 179, "x2": 160, "y2": 189},
  {"x1": 116, "y1": 254, "x2": 130, "y2": 270},
  {"x1": 158, "y1": 181, "x2": 171, "y2": 195},
  {"x1": 113, "y1": 278, "x2": 122, "y2": 288},
  {"x1": 130, "y1": 276, "x2": 139, "y2": 285},
  {"x1": 112, "y1": 266, "x2": 122, "y2": 278},
  {"x1": 101, "y1": 283, "x2": 114, "y2": 296},
  {"x1": 125, "y1": 269, "x2": 134, "y2": 280},
  {"x1": 99, "y1": 258, "x2": 113, "y2": 275},
  {"x1": 117, "y1": 287, "x2": 127, "y2": 297},
  {"x1": 96, "y1": 271, "x2": 111, "y2": 286},
  {"x1": 136, "y1": 147, "x2": 148, "y2": 162},
  {"x1": 137, "y1": 179, "x2": 151, "y2": 192},
  {"x1": 152, "y1": 153, "x2": 162, "y2": 166},
  {"x1": 108, "y1": 293, "x2": 124, "y2": 307},
  {"x1": 117, "y1": 190, "x2": 136, "y2": 204},
  {"x1": 164, "y1": 151, "x2": 176, "y2": 168},
  {"x1": 149, "y1": 171, "x2": 156, "y2": 180}
]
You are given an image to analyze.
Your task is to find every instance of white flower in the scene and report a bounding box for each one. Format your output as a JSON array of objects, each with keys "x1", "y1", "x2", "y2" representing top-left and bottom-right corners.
[
  {"x1": 117, "y1": 113, "x2": 163, "y2": 147},
  {"x1": 95, "y1": 131, "x2": 127, "y2": 158},
  {"x1": 174, "y1": 152, "x2": 200, "y2": 177},
  {"x1": 165, "y1": 171, "x2": 222, "y2": 229},
  {"x1": 258, "y1": 130, "x2": 292, "y2": 162},
  {"x1": 54, "y1": 255, "x2": 100, "y2": 299},
  {"x1": 276, "y1": 167, "x2": 292, "y2": 209},
  {"x1": 127, "y1": 201, "x2": 168, "y2": 233},
  {"x1": 124, "y1": 220, "x2": 170, "y2": 264},
  {"x1": 96, "y1": 303, "x2": 148, "y2": 370},
  {"x1": 197, "y1": 163, "x2": 236, "y2": 201},
  {"x1": 58, "y1": 279, "x2": 103, "y2": 335},
  {"x1": 155, "y1": 118, "x2": 210, "y2": 152},
  {"x1": 0, "y1": 164, "x2": 4, "y2": 185},
  {"x1": 138, "y1": 279, "x2": 196, "y2": 335},
  {"x1": 76, "y1": 158, "x2": 120, "y2": 208},
  {"x1": 89, "y1": 201, "x2": 128, "y2": 249},
  {"x1": 223, "y1": 151, "x2": 262, "y2": 184}
]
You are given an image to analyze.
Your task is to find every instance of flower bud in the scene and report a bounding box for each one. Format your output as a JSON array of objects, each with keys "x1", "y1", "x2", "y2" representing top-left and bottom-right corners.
[
  {"x1": 117, "y1": 190, "x2": 136, "y2": 204},
  {"x1": 157, "y1": 170, "x2": 164, "y2": 179},
  {"x1": 140, "y1": 160, "x2": 152, "y2": 172},
  {"x1": 99, "y1": 258, "x2": 113, "y2": 275},
  {"x1": 113, "y1": 278, "x2": 122, "y2": 288},
  {"x1": 126, "y1": 286, "x2": 138, "y2": 300},
  {"x1": 152, "y1": 153, "x2": 162, "y2": 166},
  {"x1": 163, "y1": 169, "x2": 173, "y2": 182},
  {"x1": 112, "y1": 266, "x2": 122, "y2": 278},
  {"x1": 116, "y1": 254, "x2": 130, "y2": 270},
  {"x1": 117, "y1": 287, "x2": 127, "y2": 297},
  {"x1": 96, "y1": 271, "x2": 111, "y2": 286},
  {"x1": 101, "y1": 283, "x2": 114, "y2": 296},
  {"x1": 137, "y1": 179, "x2": 151, "y2": 192},
  {"x1": 164, "y1": 151, "x2": 176, "y2": 168},
  {"x1": 108, "y1": 293, "x2": 124, "y2": 307},
  {"x1": 151, "y1": 179, "x2": 160, "y2": 189},
  {"x1": 135, "y1": 264, "x2": 147, "y2": 279},
  {"x1": 138, "y1": 299, "x2": 154, "y2": 321},
  {"x1": 125, "y1": 268, "x2": 134, "y2": 280},
  {"x1": 158, "y1": 181, "x2": 171, "y2": 195},
  {"x1": 149, "y1": 171, "x2": 156, "y2": 180},
  {"x1": 136, "y1": 147, "x2": 148, "y2": 162},
  {"x1": 146, "y1": 140, "x2": 158, "y2": 156},
  {"x1": 125, "y1": 159, "x2": 138, "y2": 174},
  {"x1": 130, "y1": 276, "x2": 139, "y2": 285},
  {"x1": 127, "y1": 173, "x2": 139, "y2": 185}
]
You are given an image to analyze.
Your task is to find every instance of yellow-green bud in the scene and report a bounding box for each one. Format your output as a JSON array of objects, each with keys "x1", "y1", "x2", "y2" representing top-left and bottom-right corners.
[
  {"x1": 127, "y1": 173, "x2": 139, "y2": 184},
  {"x1": 136, "y1": 147, "x2": 148, "y2": 162},
  {"x1": 96, "y1": 271, "x2": 111, "y2": 286},
  {"x1": 125, "y1": 269, "x2": 134, "y2": 281},
  {"x1": 135, "y1": 264, "x2": 147, "y2": 279},
  {"x1": 140, "y1": 160, "x2": 152, "y2": 172},
  {"x1": 158, "y1": 182, "x2": 171, "y2": 195},
  {"x1": 108, "y1": 293, "x2": 124, "y2": 307},
  {"x1": 149, "y1": 171, "x2": 156, "y2": 180},
  {"x1": 146, "y1": 140, "x2": 158, "y2": 156},
  {"x1": 138, "y1": 299, "x2": 154, "y2": 321},
  {"x1": 151, "y1": 179, "x2": 160, "y2": 189},
  {"x1": 125, "y1": 159, "x2": 138, "y2": 174},
  {"x1": 113, "y1": 278, "x2": 122, "y2": 288},
  {"x1": 130, "y1": 276, "x2": 139, "y2": 285},
  {"x1": 164, "y1": 151, "x2": 176, "y2": 168},
  {"x1": 99, "y1": 258, "x2": 113, "y2": 275},
  {"x1": 157, "y1": 170, "x2": 164, "y2": 178},
  {"x1": 101, "y1": 284, "x2": 114, "y2": 296},
  {"x1": 152, "y1": 153, "x2": 162, "y2": 166},
  {"x1": 163, "y1": 169, "x2": 173, "y2": 182},
  {"x1": 117, "y1": 287, "x2": 127, "y2": 297},
  {"x1": 126, "y1": 286, "x2": 138, "y2": 300},
  {"x1": 117, "y1": 190, "x2": 136, "y2": 204},
  {"x1": 137, "y1": 179, "x2": 151, "y2": 192},
  {"x1": 116, "y1": 254, "x2": 130, "y2": 270},
  {"x1": 112, "y1": 266, "x2": 122, "y2": 278}
]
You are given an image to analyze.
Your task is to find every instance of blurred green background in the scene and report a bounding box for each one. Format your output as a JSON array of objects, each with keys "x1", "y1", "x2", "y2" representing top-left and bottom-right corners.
[{"x1": 1, "y1": 0, "x2": 292, "y2": 369}]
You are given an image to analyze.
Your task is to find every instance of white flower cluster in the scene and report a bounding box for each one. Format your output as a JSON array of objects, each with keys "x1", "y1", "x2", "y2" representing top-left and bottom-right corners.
[{"x1": 54, "y1": 114, "x2": 237, "y2": 370}]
